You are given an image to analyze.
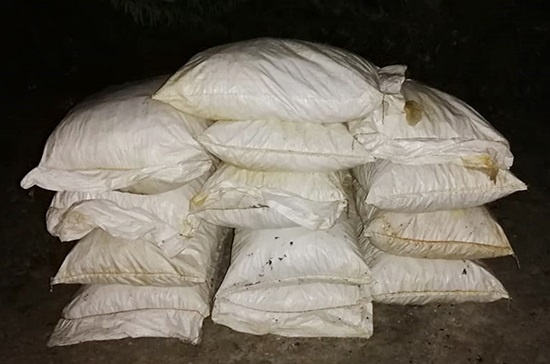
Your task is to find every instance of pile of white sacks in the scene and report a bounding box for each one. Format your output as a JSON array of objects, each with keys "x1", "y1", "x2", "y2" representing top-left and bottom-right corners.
[{"x1": 21, "y1": 38, "x2": 527, "y2": 345}]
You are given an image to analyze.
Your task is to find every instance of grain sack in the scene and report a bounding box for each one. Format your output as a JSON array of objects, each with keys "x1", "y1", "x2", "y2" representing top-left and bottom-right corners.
[
  {"x1": 353, "y1": 160, "x2": 527, "y2": 212},
  {"x1": 189, "y1": 164, "x2": 347, "y2": 230},
  {"x1": 48, "y1": 283, "x2": 210, "y2": 346},
  {"x1": 348, "y1": 80, "x2": 514, "y2": 169},
  {"x1": 198, "y1": 120, "x2": 371, "y2": 172},
  {"x1": 21, "y1": 76, "x2": 214, "y2": 192},
  {"x1": 361, "y1": 236, "x2": 509, "y2": 305},
  {"x1": 153, "y1": 38, "x2": 385, "y2": 123},
  {"x1": 212, "y1": 185, "x2": 373, "y2": 337},
  {"x1": 51, "y1": 223, "x2": 230, "y2": 286},
  {"x1": 354, "y1": 180, "x2": 514, "y2": 260},
  {"x1": 46, "y1": 174, "x2": 207, "y2": 255}
]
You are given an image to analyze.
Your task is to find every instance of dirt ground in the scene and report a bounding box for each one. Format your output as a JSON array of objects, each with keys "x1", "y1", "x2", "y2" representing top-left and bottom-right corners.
[{"x1": 0, "y1": 94, "x2": 548, "y2": 364}]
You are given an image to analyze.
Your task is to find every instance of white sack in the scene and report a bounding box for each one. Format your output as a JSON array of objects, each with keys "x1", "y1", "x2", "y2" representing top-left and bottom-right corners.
[
  {"x1": 48, "y1": 283, "x2": 210, "y2": 346},
  {"x1": 213, "y1": 285, "x2": 373, "y2": 338},
  {"x1": 189, "y1": 164, "x2": 347, "y2": 230},
  {"x1": 198, "y1": 120, "x2": 372, "y2": 172},
  {"x1": 354, "y1": 181, "x2": 514, "y2": 260},
  {"x1": 152, "y1": 38, "x2": 385, "y2": 123},
  {"x1": 212, "y1": 188, "x2": 374, "y2": 337},
  {"x1": 361, "y1": 236, "x2": 509, "y2": 305},
  {"x1": 348, "y1": 80, "x2": 514, "y2": 169},
  {"x1": 51, "y1": 223, "x2": 230, "y2": 286},
  {"x1": 46, "y1": 174, "x2": 207, "y2": 255},
  {"x1": 21, "y1": 76, "x2": 214, "y2": 192},
  {"x1": 353, "y1": 160, "x2": 527, "y2": 212}
]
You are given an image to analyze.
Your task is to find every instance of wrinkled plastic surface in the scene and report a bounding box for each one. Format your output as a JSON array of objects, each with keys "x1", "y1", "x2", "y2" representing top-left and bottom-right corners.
[
  {"x1": 361, "y1": 236, "x2": 509, "y2": 305},
  {"x1": 48, "y1": 283, "x2": 210, "y2": 347},
  {"x1": 348, "y1": 80, "x2": 514, "y2": 169},
  {"x1": 189, "y1": 164, "x2": 347, "y2": 230},
  {"x1": 212, "y1": 183, "x2": 373, "y2": 337},
  {"x1": 46, "y1": 174, "x2": 207, "y2": 255},
  {"x1": 213, "y1": 287, "x2": 373, "y2": 338},
  {"x1": 353, "y1": 160, "x2": 527, "y2": 212},
  {"x1": 198, "y1": 120, "x2": 372, "y2": 172},
  {"x1": 217, "y1": 207, "x2": 372, "y2": 293},
  {"x1": 21, "y1": 76, "x2": 214, "y2": 192},
  {"x1": 153, "y1": 38, "x2": 384, "y2": 123},
  {"x1": 52, "y1": 223, "x2": 230, "y2": 286},
  {"x1": 354, "y1": 180, "x2": 514, "y2": 260}
]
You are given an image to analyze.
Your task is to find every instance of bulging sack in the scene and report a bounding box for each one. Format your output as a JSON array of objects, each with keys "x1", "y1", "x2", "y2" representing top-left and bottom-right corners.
[
  {"x1": 21, "y1": 76, "x2": 214, "y2": 192},
  {"x1": 48, "y1": 283, "x2": 211, "y2": 346},
  {"x1": 353, "y1": 160, "x2": 527, "y2": 212},
  {"x1": 361, "y1": 236, "x2": 509, "y2": 305},
  {"x1": 212, "y1": 183, "x2": 374, "y2": 338},
  {"x1": 213, "y1": 284, "x2": 373, "y2": 338},
  {"x1": 153, "y1": 38, "x2": 385, "y2": 123},
  {"x1": 348, "y1": 80, "x2": 514, "y2": 169},
  {"x1": 354, "y1": 180, "x2": 514, "y2": 260},
  {"x1": 46, "y1": 174, "x2": 208, "y2": 255},
  {"x1": 51, "y1": 223, "x2": 230, "y2": 286},
  {"x1": 189, "y1": 164, "x2": 347, "y2": 230},
  {"x1": 198, "y1": 120, "x2": 372, "y2": 172}
]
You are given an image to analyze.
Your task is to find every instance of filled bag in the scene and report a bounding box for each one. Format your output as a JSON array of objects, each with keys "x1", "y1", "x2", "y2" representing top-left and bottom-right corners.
[
  {"x1": 354, "y1": 180, "x2": 514, "y2": 260},
  {"x1": 21, "y1": 76, "x2": 214, "y2": 192},
  {"x1": 48, "y1": 283, "x2": 211, "y2": 346},
  {"x1": 348, "y1": 80, "x2": 514, "y2": 169},
  {"x1": 198, "y1": 120, "x2": 371, "y2": 172},
  {"x1": 361, "y1": 236, "x2": 509, "y2": 305},
  {"x1": 212, "y1": 182, "x2": 374, "y2": 338},
  {"x1": 353, "y1": 160, "x2": 527, "y2": 212},
  {"x1": 189, "y1": 164, "x2": 347, "y2": 230},
  {"x1": 46, "y1": 174, "x2": 208, "y2": 255},
  {"x1": 51, "y1": 222, "x2": 230, "y2": 286},
  {"x1": 153, "y1": 38, "x2": 385, "y2": 123}
]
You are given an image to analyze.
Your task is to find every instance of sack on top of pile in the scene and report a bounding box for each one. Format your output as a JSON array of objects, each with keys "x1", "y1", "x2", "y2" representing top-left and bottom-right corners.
[
  {"x1": 348, "y1": 79, "x2": 514, "y2": 169},
  {"x1": 153, "y1": 38, "x2": 392, "y2": 123},
  {"x1": 21, "y1": 76, "x2": 215, "y2": 192}
]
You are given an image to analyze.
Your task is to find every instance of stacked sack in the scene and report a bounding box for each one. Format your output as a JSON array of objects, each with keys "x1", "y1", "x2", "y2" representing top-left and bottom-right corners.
[
  {"x1": 151, "y1": 38, "x2": 400, "y2": 337},
  {"x1": 348, "y1": 69, "x2": 527, "y2": 305},
  {"x1": 21, "y1": 76, "x2": 231, "y2": 346},
  {"x1": 22, "y1": 37, "x2": 528, "y2": 345}
]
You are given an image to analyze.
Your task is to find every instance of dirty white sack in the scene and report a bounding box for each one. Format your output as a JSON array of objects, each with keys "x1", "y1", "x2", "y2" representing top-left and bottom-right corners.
[
  {"x1": 47, "y1": 283, "x2": 210, "y2": 346},
  {"x1": 212, "y1": 183, "x2": 374, "y2": 337},
  {"x1": 46, "y1": 173, "x2": 208, "y2": 255},
  {"x1": 51, "y1": 223, "x2": 230, "y2": 286},
  {"x1": 21, "y1": 76, "x2": 214, "y2": 192},
  {"x1": 189, "y1": 164, "x2": 347, "y2": 230},
  {"x1": 353, "y1": 160, "x2": 527, "y2": 212},
  {"x1": 198, "y1": 120, "x2": 372, "y2": 172},
  {"x1": 348, "y1": 79, "x2": 514, "y2": 169},
  {"x1": 354, "y1": 180, "x2": 514, "y2": 260},
  {"x1": 361, "y1": 236, "x2": 509, "y2": 305},
  {"x1": 152, "y1": 38, "x2": 385, "y2": 123}
]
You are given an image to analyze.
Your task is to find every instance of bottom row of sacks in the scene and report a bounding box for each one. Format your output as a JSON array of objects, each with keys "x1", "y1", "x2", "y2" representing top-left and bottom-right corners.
[{"x1": 47, "y1": 181, "x2": 510, "y2": 346}]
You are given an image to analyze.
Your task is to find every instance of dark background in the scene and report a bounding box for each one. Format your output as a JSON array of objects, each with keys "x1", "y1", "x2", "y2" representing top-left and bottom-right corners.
[{"x1": 3, "y1": 0, "x2": 548, "y2": 118}]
